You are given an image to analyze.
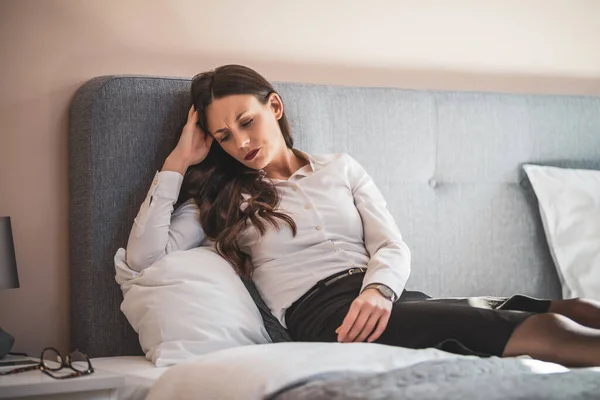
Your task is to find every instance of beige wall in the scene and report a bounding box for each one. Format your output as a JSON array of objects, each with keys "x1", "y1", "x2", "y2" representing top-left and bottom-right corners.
[{"x1": 0, "y1": 0, "x2": 599, "y2": 356}]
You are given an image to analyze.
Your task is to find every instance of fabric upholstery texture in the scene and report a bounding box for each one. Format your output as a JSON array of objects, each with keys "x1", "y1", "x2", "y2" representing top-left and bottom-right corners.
[{"x1": 69, "y1": 75, "x2": 600, "y2": 357}]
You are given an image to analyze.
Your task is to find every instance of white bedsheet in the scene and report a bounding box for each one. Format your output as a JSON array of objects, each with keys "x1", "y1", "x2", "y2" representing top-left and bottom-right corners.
[
  {"x1": 145, "y1": 342, "x2": 568, "y2": 400},
  {"x1": 91, "y1": 356, "x2": 169, "y2": 400}
]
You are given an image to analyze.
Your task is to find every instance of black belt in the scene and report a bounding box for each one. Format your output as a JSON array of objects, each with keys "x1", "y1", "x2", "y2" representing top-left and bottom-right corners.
[{"x1": 286, "y1": 267, "x2": 366, "y2": 323}]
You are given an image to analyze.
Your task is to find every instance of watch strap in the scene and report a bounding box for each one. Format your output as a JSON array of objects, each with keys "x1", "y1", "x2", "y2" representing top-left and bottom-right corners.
[{"x1": 363, "y1": 283, "x2": 397, "y2": 302}]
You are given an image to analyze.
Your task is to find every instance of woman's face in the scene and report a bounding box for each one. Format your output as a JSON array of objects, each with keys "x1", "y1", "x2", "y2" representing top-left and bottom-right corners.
[{"x1": 205, "y1": 93, "x2": 284, "y2": 170}]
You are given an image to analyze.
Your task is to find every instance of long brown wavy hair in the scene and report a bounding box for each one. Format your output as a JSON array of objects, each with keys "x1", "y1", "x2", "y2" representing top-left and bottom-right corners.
[{"x1": 178, "y1": 65, "x2": 298, "y2": 278}]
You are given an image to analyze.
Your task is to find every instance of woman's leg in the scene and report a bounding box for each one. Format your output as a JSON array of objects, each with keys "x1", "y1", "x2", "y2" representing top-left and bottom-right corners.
[
  {"x1": 376, "y1": 300, "x2": 600, "y2": 368},
  {"x1": 286, "y1": 275, "x2": 600, "y2": 368},
  {"x1": 503, "y1": 312, "x2": 600, "y2": 367},
  {"x1": 547, "y1": 298, "x2": 600, "y2": 329}
]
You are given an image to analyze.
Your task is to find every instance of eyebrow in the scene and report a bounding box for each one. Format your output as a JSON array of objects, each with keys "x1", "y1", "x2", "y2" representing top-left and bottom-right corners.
[{"x1": 214, "y1": 111, "x2": 247, "y2": 135}]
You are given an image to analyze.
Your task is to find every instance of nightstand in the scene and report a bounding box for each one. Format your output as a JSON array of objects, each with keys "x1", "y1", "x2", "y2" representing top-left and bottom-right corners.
[{"x1": 0, "y1": 355, "x2": 125, "y2": 400}]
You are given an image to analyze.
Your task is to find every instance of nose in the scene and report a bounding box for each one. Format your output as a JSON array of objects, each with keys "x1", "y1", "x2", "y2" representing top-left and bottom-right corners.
[{"x1": 235, "y1": 133, "x2": 251, "y2": 150}]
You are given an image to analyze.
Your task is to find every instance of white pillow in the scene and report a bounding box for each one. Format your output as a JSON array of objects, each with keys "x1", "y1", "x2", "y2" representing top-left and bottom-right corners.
[
  {"x1": 114, "y1": 246, "x2": 271, "y2": 367},
  {"x1": 524, "y1": 164, "x2": 600, "y2": 300}
]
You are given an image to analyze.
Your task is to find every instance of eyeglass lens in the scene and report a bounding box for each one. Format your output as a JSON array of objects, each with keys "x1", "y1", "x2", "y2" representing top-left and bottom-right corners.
[
  {"x1": 41, "y1": 348, "x2": 63, "y2": 371},
  {"x1": 68, "y1": 350, "x2": 91, "y2": 373}
]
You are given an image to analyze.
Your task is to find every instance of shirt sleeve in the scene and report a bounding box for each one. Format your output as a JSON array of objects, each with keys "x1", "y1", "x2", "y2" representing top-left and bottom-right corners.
[
  {"x1": 125, "y1": 171, "x2": 206, "y2": 272},
  {"x1": 345, "y1": 153, "x2": 411, "y2": 299}
]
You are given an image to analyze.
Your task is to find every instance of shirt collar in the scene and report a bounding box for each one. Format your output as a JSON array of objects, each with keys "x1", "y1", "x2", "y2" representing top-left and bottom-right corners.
[
  {"x1": 292, "y1": 148, "x2": 318, "y2": 175},
  {"x1": 260, "y1": 148, "x2": 323, "y2": 183}
]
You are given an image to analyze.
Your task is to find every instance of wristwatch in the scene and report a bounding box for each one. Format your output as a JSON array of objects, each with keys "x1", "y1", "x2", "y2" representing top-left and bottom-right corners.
[{"x1": 363, "y1": 283, "x2": 397, "y2": 302}]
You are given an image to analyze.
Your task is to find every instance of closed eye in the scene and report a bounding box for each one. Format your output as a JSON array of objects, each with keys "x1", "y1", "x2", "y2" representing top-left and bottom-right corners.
[{"x1": 241, "y1": 119, "x2": 253, "y2": 128}]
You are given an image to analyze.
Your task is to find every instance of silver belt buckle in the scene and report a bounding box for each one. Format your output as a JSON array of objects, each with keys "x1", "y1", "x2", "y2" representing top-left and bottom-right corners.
[{"x1": 348, "y1": 267, "x2": 364, "y2": 275}]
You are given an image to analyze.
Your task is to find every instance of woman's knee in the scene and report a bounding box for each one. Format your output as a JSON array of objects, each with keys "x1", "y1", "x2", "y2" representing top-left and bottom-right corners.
[
  {"x1": 549, "y1": 297, "x2": 598, "y2": 313},
  {"x1": 569, "y1": 297, "x2": 600, "y2": 312},
  {"x1": 503, "y1": 313, "x2": 570, "y2": 357},
  {"x1": 536, "y1": 311, "x2": 571, "y2": 324},
  {"x1": 513, "y1": 312, "x2": 574, "y2": 339}
]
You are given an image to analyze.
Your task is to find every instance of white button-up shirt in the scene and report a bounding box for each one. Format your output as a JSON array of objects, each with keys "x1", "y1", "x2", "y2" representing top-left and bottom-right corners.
[{"x1": 125, "y1": 150, "x2": 411, "y2": 327}]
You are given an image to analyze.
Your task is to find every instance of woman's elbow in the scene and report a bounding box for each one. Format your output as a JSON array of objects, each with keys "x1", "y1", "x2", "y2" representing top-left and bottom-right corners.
[
  {"x1": 125, "y1": 251, "x2": 146, "y2": 273},
  {"x1": 125, "y1": 245, "x2": 162, "y2": 272}
]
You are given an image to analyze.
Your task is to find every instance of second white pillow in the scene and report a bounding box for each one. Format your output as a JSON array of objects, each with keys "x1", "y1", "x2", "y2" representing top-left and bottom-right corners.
[
  {"x1": 524, "y1": 164, "x2": 600, "y2": 301},
  {"x1": 115, "y1": 246, "x2": 272, "y2": 367}
]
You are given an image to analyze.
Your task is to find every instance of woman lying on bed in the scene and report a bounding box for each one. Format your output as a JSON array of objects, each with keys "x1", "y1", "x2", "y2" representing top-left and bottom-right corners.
[{"x1": 126, "y1": 64, "x2": 600, "y2": 368}]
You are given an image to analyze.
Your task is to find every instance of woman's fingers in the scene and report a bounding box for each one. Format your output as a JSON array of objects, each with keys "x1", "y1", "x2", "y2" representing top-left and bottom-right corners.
[
  {"x1": 204, "y1": 132, "x2": 214, "y2": 147},
  {"x1": 337, "y1": 302, "x2": 361, "y2": 342},
  {"x1": 190, "y1": 110, "x2": 199, "y2": 125},
  {"x1": 187, "y1": 106, "x2": 200, "y2": 128},
  {"x1": 355, "y1": 311, "x2": 382, "y2": 343},
  {"x1": 367, "y1": 310, "x2": 391, "y2": 343},
  {"x1": 344, "y1": 308, "x2": 374, "y2": 342},
  {"x1": 337, "y1": 290, "x2": 393, "y2": 343}
]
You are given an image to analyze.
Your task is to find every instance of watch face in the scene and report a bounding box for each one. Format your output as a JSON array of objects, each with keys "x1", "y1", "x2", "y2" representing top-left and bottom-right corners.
[{"x1": 378, "y1": 285, "x2": 394, "y2": 299}]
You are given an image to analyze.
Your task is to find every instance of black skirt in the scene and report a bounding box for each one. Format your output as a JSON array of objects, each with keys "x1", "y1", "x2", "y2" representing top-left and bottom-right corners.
[{"x1": 285, "y1": 270, "x2": 551, "y2": 357}]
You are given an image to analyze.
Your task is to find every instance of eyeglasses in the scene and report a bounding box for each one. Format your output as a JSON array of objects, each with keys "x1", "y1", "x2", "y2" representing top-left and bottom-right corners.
[{"x1": 0, "y1": 347, "x2": 94, "y2": 380}]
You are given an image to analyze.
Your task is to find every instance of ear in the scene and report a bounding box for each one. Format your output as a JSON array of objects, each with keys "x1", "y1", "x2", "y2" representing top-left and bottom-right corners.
[{"x1": 267, "y1": 93, "x2": 284, "y2": 121}]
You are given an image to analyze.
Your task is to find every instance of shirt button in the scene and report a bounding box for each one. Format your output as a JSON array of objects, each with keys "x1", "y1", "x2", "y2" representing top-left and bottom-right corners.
[
  {"x1": 348, "y1": 260, "x2": 355, "y2": 266},
  {"x1": 291, "y1": 186, "x2": 298, "y2": 192},
  {"x1": 304, "y1": 204, "x2": 311, "y2": 210},
  {"x1": 315, "y1": 225, "x2": 322, "y2": 231}
]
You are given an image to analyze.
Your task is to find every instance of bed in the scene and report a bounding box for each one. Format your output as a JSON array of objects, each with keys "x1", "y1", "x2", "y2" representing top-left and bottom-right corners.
[{"x1": 69, "y1": 75, "x2": 600, "y2": 399}]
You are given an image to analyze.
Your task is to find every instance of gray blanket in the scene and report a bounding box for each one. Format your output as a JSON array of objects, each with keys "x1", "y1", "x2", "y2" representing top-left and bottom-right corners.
[{"x1": 270, "y1": 358, "x2": 600, "y2": 400}]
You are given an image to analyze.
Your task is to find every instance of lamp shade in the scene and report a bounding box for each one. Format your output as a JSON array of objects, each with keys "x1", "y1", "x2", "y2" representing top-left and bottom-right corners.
[{"x1": 0, "y1": 216, "x2": 19, "y2": 290}]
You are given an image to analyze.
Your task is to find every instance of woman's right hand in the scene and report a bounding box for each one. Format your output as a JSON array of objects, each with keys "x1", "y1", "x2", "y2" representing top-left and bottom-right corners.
[{"x1": 162, "y1": 105, "x2": 214, "y2": 175}]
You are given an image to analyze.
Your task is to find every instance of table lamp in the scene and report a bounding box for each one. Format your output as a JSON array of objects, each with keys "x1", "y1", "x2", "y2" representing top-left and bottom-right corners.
[{"x1": 0, "y1": 216, "x2": 19, "y2": 359}]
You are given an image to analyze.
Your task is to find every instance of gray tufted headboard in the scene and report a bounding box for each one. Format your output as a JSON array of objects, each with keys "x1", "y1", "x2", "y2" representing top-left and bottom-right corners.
[{"x1": 69, "y1": 75, "x2": 600, "y2": 357}]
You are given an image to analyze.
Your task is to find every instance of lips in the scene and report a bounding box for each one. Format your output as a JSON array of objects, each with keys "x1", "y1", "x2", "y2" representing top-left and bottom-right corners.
[{"x1": 244, "y1": 148, "x2": 260, "y2": 161}]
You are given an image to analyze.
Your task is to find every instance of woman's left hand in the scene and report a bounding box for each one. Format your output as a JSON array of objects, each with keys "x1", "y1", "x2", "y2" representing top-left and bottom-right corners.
[{"x1": 336, "y1": 289, "x2": 392, "y2": 343}]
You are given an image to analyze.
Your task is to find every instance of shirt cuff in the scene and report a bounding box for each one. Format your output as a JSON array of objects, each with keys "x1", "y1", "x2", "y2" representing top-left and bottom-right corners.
[
  {"x1": 151, "y1": 171, "x2": 184, "y2": 202},
  {"x1": 361, "y1": 268, "x2": 408, "y2": 302}
]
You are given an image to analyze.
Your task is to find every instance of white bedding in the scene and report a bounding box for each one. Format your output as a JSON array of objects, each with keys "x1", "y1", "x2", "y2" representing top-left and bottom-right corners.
[
  {"x1": 91, "y1": 356, "x2": 169, "y2": 400},
  {"x1": 145, "y1": 342, "x2": 568, "y2": 400}
]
